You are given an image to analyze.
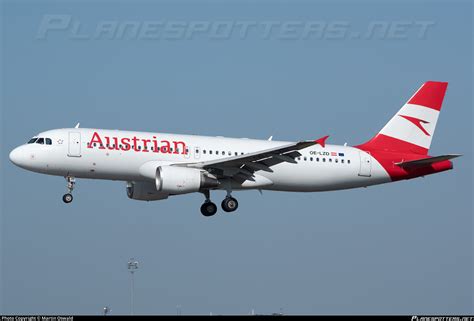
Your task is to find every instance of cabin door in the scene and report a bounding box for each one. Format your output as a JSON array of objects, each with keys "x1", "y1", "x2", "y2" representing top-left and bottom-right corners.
[
  {"x1": 68, "y1": 132, "x2": 82, "y2": 157},
  {"x1": 358, "y1": 151, "x2": 371, "y2": 177}
]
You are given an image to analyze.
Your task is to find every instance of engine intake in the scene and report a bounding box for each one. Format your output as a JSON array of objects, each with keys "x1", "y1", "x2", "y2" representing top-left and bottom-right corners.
[{"x1": 156, "y1": 166, "x2": 219, "y2": 194}]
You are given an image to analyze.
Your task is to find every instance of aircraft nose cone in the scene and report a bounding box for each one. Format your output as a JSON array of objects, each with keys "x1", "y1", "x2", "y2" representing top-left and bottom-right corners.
[
  {"x1": 9, "y1": 147, "x2": 20, "y2": 165},
  {"x1": 9, "y1": 146, "x2": 28, "y2": 167}
]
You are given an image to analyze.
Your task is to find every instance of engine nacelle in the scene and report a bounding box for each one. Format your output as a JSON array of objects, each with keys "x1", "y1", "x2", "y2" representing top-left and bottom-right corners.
[
  {"x1": 156, "y1": 166, "x2": 219, "y2": 194},
  {"x1": 126, "y1": 181, "x2": 169, "y2": 201}
]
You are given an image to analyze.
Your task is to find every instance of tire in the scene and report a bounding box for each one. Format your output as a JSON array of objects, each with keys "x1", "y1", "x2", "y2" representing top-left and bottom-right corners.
[
  {"x1": 200, "y1": 202, "x2": 217, "y2": 217},
  {"x1": 221, "y1": 197, "x2": 238, "y2": 212},
  {"x1": 62, "y1": 193, "x2": 73, "y2": 204}
]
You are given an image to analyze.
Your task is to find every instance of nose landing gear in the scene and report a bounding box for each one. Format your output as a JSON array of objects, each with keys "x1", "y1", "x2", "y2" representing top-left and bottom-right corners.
[
  {"x1": 62, "y1": 176, "x2": 75, "y2": 204},
  {"x1": 62, "y1": 193, "x2": 73, "y2": 203}
]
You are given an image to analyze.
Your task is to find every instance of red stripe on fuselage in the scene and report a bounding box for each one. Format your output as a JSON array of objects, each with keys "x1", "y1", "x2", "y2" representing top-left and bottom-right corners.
[
  {"x1": 356, "y1": 134, "x2": 428, "y2": 155},
  {"x1": 356, "y1": 136, "x2": 453, "y2": 181}
]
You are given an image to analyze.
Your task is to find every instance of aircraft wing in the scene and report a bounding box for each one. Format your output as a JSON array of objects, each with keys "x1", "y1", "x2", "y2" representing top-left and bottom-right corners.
[
  {"x1": 178, "y1": 136, "x2": 329, "y2": 180},
  {"x1": 395, "y1": 154, "x2": 462, "y2": 169}
]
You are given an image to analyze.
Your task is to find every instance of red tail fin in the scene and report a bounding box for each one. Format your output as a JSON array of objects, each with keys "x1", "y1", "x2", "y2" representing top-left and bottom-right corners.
[{"x1": 357, "y1": 81, "x2": 448, "y2": 155}]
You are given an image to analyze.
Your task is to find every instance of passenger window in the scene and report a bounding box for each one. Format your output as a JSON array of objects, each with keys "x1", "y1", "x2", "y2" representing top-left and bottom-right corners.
[
  {"x1": 348, "y1": 160, "x2": 351, "y2": 164},
  {"x1": 235, "y1": 152, "x2": 238, "y2": 156},
  {"x1": 222, "y1": 151, "x2": 225, "y2": 155},
  {"x1": 37, "y1": 138, "x2": 44, "y2": 144},
  {"x1": 203, "y1": 150, "x2": 206, "y2": 154},
  {"x1": 316, "y1": 158, "x2": 319, "y2": 162},
  {"x1": 310, "y1": 157, "x2": 313, "y2": 161},
  {"x1": 335, "y1": 159, "x2": 338, "y2": 163},
  {"x1": 329, "y1": 158, "x2": 332, "y2": 162},
  {"x1": 341, "y1": 159, "x2": 344, "y2": 163},
  {"x1": 322, "y1": 158, "x2": 326, "y2": 162},
  {"x1": 209, "y1": 150, "x2": 213, "y2": 154},
  {"x1": 46, "y1": 138, "x2": 52, "y2": 145},
  {"x1": 304, "y1": 157, "x2": 307, "y2": 161}
]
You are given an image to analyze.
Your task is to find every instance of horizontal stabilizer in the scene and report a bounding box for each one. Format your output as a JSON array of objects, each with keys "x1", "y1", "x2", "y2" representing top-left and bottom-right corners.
[{"x1": 395, "y1": 154, "x2": 462, "y2": 168}]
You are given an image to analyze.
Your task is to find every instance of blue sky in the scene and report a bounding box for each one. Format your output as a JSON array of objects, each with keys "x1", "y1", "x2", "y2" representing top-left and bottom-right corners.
[{"x1": 1, "y1": 0, "x2": 472, "y2": 315}]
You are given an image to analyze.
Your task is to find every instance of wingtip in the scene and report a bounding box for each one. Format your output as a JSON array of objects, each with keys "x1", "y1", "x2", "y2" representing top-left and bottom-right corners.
[{"x1": 315, "y1": 135, "x2": 329, "y2": 148}]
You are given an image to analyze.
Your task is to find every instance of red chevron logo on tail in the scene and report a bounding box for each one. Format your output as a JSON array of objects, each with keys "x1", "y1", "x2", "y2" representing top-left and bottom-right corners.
[{"x1": 399, "y1": 115, "x2": 431, "y2": 136}]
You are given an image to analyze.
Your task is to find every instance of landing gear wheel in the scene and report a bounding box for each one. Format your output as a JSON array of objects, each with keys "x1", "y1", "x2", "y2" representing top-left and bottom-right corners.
[
  {"x1": 221, "y1": 197, "x2": 238, "y2": 212},
  {"x1": 63, "y1": 193, "x2": 73, "y2": 204},
  {"x1": 200, "y1": 202, "x2": 217, "y2": 217},
  {"x1": 63, "y1": 176, "x2": 76, "y2": 204}
]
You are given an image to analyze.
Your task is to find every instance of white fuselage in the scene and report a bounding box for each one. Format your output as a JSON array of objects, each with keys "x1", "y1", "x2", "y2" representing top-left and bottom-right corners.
[{"x1": 9, "y1": 128, "x2": 391, "y2": 192}]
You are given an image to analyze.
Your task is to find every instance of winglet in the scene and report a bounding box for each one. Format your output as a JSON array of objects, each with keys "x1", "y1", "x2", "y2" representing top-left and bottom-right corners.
[{"x1": 315, "y1": 135, "x2": 329, "y2": 148}]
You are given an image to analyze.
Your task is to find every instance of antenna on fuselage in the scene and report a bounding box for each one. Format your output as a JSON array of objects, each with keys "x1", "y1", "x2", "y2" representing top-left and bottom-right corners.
[
  {"x1": 268, "y1": 136, "x2": 273, "y2": 141},
  {"x1": 75, "y1": 122, "x2": 80, "y2": 128}
]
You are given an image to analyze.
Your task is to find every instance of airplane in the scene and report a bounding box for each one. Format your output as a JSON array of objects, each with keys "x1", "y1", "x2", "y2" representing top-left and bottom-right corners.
[{"x1": 9, "y1": 81, "x2": 461, "y2": 216}]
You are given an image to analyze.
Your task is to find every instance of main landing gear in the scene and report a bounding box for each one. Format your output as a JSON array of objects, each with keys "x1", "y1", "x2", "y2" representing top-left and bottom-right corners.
[
  {"x1": 62, "y1": 176, "x2": 75, "y2": 204},
  {"x1": 200, "y1": 201, "x2": 218, "y2": 217},
  {"x1": 221, "y1": 196, "x2": 238, "y2": 213},
  {"x1": 200, "y1": 190, "x2": 217, "y2": 216},
  {"x1": 200, "y1": 190, "x2": 239, "y2": 217}
]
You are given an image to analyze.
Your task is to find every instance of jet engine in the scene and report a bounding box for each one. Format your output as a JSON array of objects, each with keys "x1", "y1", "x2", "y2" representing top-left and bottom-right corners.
[
  {"x1": 126, "y1": 181, "x2": 169, "y2": 201},
  {"x1": 156, "y1": 166, "x2": 219, "y2": 194}
]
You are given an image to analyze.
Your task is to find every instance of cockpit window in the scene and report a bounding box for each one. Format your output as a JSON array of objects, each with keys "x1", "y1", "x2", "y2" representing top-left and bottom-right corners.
[
  {"x1": 28, "y1": 138, "x2": 37, "y2": 144},
  {"x1": 37, "y1": 138, "x2": 45, "y2": 144},
  {"x1": 45, "y1": 138, "x2": 52, "y2": 145}
]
